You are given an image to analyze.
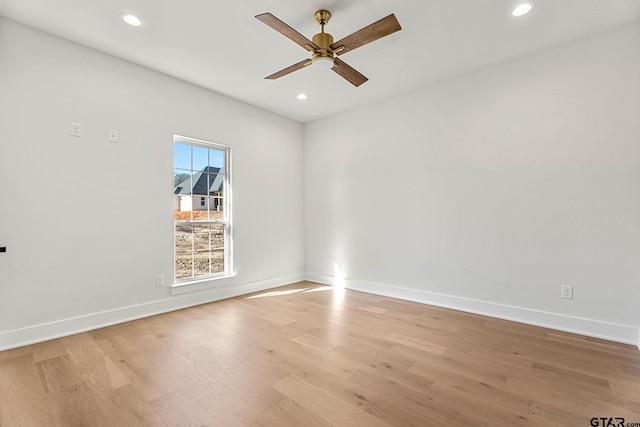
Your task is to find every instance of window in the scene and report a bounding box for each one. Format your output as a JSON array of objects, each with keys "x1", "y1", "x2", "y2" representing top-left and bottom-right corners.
[{"x1": 173, "y1": 136, "x2": 231, "y2": 282}]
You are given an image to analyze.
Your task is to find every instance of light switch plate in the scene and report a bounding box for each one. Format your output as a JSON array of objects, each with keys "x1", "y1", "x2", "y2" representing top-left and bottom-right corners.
[
  {"x1": 561, "y1": 285, "x2": 573, "y2": 299},
  {"x1": 70, "y1": 122, "x2": 81, "y2": 137}
]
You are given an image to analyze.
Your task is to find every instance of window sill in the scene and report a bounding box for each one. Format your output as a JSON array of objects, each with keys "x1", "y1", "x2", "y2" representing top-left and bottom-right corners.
[{"x1": 171, "y1": 273, "x2": 237, "y2": 295}]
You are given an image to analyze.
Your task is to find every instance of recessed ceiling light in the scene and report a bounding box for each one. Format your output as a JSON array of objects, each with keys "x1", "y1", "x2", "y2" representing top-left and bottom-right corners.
[
  {"x1": 511, "y1": 2, "x2": 534, "y2": 17},
  {"x1": 122, "y1": 14, "x2": 145, "y2": 27},
  {"x1": 297, "y1": 93, "x2": 308, "y2": 100}
]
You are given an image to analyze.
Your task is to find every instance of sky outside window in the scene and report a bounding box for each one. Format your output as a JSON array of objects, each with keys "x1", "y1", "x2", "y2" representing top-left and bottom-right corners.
[{"x1": 174, "y1": 142, "x2": 225, "y2": 172}]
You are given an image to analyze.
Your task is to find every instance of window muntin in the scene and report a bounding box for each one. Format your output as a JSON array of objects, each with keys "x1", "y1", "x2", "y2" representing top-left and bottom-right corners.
[{"x1": 173, "y1": 136, "x2": 231, "y2": 282}]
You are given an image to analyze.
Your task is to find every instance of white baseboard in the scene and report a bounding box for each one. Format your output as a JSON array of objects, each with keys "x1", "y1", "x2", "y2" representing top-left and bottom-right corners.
[
  {"x1": 0, "y1": 273, "x2": 304, "y2": 352},
  {"x1": 304, "y1": 273, "x2": 640, "y2": 349},
  {"x1": 3, "y1": 273, "x2": 637, "y2": 352}
]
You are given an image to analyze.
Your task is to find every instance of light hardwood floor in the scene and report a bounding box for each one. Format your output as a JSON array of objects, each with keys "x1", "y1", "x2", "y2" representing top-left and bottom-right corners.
[{"x1": 1, "y1": 282, "x2": 638, "y2": 426}]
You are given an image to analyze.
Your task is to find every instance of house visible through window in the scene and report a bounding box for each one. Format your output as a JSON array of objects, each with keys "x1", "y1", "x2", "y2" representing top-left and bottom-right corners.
[{"x1": 173, "y1": 136, "x2": 231, "y2": 282}]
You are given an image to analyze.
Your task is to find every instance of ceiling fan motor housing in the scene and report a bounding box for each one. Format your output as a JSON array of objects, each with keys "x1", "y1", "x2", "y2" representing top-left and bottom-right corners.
[{"x1": 312, "y1": 31, "x2": 334, "y2": 61}]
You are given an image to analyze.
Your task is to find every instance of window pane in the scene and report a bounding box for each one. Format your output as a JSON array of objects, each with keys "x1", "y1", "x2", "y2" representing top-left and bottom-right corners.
[
  {"x1": 174, "y1": 143, "x2": 191, "y2": 170},
  {"x1": 209, "y1": 148, "x2": 225, "y2": 169},
  {"x1": 174, "y1": 169, "x2": 192, "y2": 221},
  {"x1": 192, "y1": 145, "x2": 208, "y2": 172},
  {"x1": 193, "y1": 224, "x2": 211, "y2": 251},
  {"x1": 208, "y1": 173, "x2": 224, "y2": 194},
  {"x1": 211, "y1": 249, "x2": 224, "y2": 274},
  {"x1": 191, "y1": 170, "x2": 208, "y2": 195},
  {"x1": 210, "y1": 208, "x2": 223, "y2": 221},
  {"x1": 192, "y1": 210, "x2": 209, "y2": 222},
  {"x1": 173, "y1": 169, "x2": 191, "y2": 191},
  {"x1": 193, "y1": 251, "x2": 211, "y2": 276},
  {"x1": 208, "y1": 173, "x2": 224, "y2": 219},
  {"x1": 192, "y1": 194, "x2": 209, "y2": 221},
  {"x1": 190, "y1": 171, "x2": 209, "y2": 221},
  {"x1": 175, "y1": 225, "x2": 193, "y2": 252},
  {"x1": 174, "y1": 206, "x2": 192, "y2": 221},
  {"x1": 175, "y1": 252, "x2": 193, "y2": 279},
  {"x1": 211, "y1": 224, "x2": 224, "y2": 249}
]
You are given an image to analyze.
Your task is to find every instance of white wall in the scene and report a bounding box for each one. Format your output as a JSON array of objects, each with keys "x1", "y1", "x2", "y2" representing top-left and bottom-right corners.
[
  {"x1": 0, "y1": 19, "x2": 304, "y2": 350},
  {"x1": 305, "y1": 24, "x2": 640, "y2": 345},
  {"x1": 1, "y1": 17, "x2": 638, "y2": 351}
]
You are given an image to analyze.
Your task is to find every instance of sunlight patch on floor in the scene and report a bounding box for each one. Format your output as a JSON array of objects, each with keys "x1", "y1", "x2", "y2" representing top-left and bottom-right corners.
[
  {"x1": 303, "y1": 286, "x2": 333, "y2": 293},
  {"x1": 246, "y1": 288, "x2": 309, "y2": 299}
]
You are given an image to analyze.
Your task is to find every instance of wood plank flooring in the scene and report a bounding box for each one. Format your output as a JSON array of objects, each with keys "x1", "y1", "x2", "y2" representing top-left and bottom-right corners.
[{"x1": 1, "y1": 282, "x2": 638, "y2": 426}]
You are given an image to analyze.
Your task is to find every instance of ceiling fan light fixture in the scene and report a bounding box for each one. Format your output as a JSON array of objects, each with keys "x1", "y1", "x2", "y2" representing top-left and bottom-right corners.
[
  {"x1": 122, "y1": 14, "x2": 145, "y2": 27},
  {"x1": 511, "y1": 2, "x2": 534, "y2": 17},
  {"x1": 313, "y1": 56, "x2": 334, "y2": 70}
]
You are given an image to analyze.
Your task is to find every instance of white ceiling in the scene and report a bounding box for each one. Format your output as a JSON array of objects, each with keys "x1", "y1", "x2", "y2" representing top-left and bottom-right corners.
[{"x1": 2, "y1": 1, "x2": 639, "y2": 123}]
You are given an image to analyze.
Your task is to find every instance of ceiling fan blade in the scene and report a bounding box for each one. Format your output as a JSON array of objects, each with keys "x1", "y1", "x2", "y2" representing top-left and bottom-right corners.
[
  {"x1": 255, "y1": 13, "x2": 319, "y2": 52},
  {"x1": 265, "y1": 59, "x2": 312, "y2": 80},
  {"x1": 330, "y1": 14, "x2": 401, "y2": 56},
  {"x1": 332, "y1": 57, "x2": 368, "y2": 87}
]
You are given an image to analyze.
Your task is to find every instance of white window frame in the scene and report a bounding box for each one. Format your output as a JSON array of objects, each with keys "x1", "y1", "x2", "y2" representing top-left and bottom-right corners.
[{"x1": 173, "y1": 135, "x2": 232, "y2": 288}]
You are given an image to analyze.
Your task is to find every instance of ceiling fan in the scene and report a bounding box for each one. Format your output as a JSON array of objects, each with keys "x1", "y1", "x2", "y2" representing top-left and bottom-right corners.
[{"x1": 255, "y1": 9, "x2": 401, "y2": 87}]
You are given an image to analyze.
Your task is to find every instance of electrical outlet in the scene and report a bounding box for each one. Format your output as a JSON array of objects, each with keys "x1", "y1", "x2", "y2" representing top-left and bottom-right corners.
[
  {"x1": 561, "y1": 285, "x2": 573, "y2": 300},
  {"x1": 155, "y1": 275, "x2": 164, "y2": 287},
  {"x1": 70, "y1": 122, "x2": 81, "y2": 137}
]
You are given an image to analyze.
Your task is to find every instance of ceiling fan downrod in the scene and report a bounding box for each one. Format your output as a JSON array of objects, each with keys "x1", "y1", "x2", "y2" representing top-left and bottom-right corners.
[{"x1": 312, "y1": 10, "x2": 334, "y2": 66}]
